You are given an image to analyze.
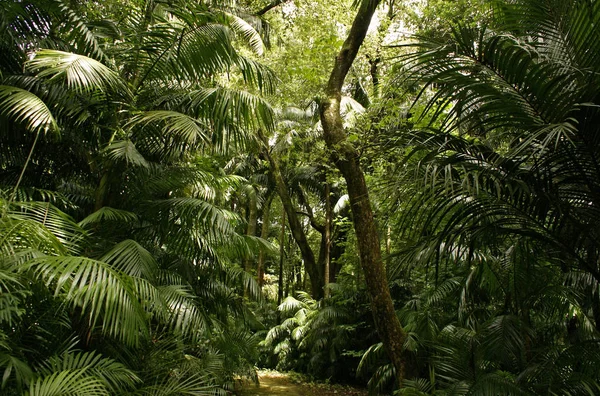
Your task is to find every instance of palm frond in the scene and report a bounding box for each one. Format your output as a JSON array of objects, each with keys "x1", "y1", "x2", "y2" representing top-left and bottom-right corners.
[
  {"x1": 156, "y1": 284, "x2": 208, "y2": 341},
  {"x1": 0, "y1": 86, "x2": 58, "y2": 134},
  {"x1": 278, "y1": 296, "x2": 304, "y2": 313},
  {"x1": 9, "y1": 201, "x2": 86, "y2": 255},
  {"x1": 0, "y1": 352, "x2": 33, "y2": 389},
  {"x1": 135, "y1": 371, "x2": 220, "y2": 396},
  {"x1": 54, "y1": 0, "x2": 108, "y2": 61},
  {"x1": 469, "y1": 372, "x2": 530, "y2": 396},
  {"x1": 24, "y1": 256, "x2": 148, "y2": 347},
  {"x1": 100, "y1": 240, "x2": 158, "y2": 279},
  {"x1": 0, "y1": 217, "x2": 65, "y2": 260},
  {"x1": 184, "y1": 87, "x2": 275, "y2": 148},
  {"x1": 221, "y1": 12, "x2": 265, "y2": 56},
  {"x1": 39, "y1": 351, "x2": 139, "y2": 393},
  {"x1": 28, "y1": 369, "x2": 109, "y2": 396},
  {"x1": 103, "y1": 140, "x2": 149, "y2": 168},
  {"x1": 78, "y1": 207, "x2": 139, "y2": 228},
  {"x1": 27, "y1": 50, "x2": 126, "y2": 94},
  {"x1": 129, "y1": 110, "x2": 211, "y2": 149}
]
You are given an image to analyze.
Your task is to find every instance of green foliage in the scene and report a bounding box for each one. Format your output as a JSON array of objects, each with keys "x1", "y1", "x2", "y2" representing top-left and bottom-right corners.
[
  {"x1": 254, "y1": 0, "x2": 600, "y2": 394},
  {"x1": 261, "y1": 286, "x2": 379, "y2": 383},
  {"x1": 0, "y1": 0, "x2": 274, "y2": 394},
  {"x1": 5, "y1": 0, "x2": 600, "y2": 395},
  {"x1": 374, "y1": 0, "x2": 600, "y2": 393}
]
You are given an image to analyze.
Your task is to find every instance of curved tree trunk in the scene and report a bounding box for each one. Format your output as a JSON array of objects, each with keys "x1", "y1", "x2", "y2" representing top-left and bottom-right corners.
[
  {"x1": 243, "y1": 188, "x2": 259, "y2": 297},
  {"x1": 318, "y1": 0, "x2": 407, "y2": 384},
  {"x1": 259, "y1": 135, "x2": 324, "y2": 299},
  {"x1": 257, "y1": 192, "x2": 273, "y2": 288},
  {"x1": 244, "y1": 188, "x2": 258, "y2": 273},
  {"x1": 324, "y1": 182, "x2": 331, "y2": 298},
  {"x1": 278, "y1": 207, "x2": 286, "y2": 308}
]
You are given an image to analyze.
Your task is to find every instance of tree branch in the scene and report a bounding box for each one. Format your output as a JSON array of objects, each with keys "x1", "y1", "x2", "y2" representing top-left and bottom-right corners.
[
  {"x1": 256, "y1": 0, "x2": 290, "y2": 16},
  {"x1": 257, "y1": 129, "x2": 325, "y2": 298},
  {"x1": 318, "y1": 0, "x2": 408, "y2": 386},
  {"x1": 297, "y1": 188, "x2": 325, "y2": 233}
]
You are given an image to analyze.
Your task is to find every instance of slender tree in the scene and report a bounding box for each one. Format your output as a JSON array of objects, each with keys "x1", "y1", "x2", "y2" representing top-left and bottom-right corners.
[{"x1": 319, "y1": 0, "x2": 408, "y2": 383}]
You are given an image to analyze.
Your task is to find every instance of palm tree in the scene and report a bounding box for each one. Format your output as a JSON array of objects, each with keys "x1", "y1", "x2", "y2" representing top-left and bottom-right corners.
[
  {"x1": 263, "y1": 290, "x2": 352, "y2": 375},
  {"x1": 0, "y1": 0, "x2": 275, "y2": 393},
  {"x1": 259, "y1": 99, "x2": 363, "y2": 299},
  {"x1": 381, "y1": 0, "x2": 600, "y2": 393}
]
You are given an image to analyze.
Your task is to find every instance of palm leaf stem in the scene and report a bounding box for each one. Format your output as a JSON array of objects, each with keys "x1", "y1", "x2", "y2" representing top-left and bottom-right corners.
[{"x1": 10, "y1": 130, "x2": 40, "y2": 203}]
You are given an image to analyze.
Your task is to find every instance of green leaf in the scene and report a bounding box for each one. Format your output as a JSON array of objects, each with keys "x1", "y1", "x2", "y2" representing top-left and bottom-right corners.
[
  {"x1": 221, "y1": 12, "x2": 265, "y2": 56},
  {"x1": 103, "y1": 140, "x2": 149, "y2": 168},
  {"x1": 27, "y1": 50, "x2": 126, "y2": 94},
  {"x1": 78, "y1": 207, "x2": 139, "y2": 228},
  {"x1": 39, "y1": 351, "x2": 139, "y2": 393},
  {"x1": 27, "y1": 369, "x2": 109, "y2": 396},
  {"x1": 24, "y1": 256, "x2": 148, "y2": 347},
  {"x1": 0, "y1": 86, "x2": 58, "y2": 134},
  {"x1": 100, "y1": 239, "x2": 157, "y2": 279}
]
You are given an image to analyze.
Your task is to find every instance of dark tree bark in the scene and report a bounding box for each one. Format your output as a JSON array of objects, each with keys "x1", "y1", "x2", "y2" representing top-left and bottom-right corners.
[
  {"x1": 367, "y1": 54, "x2": 381, "y2": 98},
  {"x1": 256, "y1": 0, "x2": 290, "y2": 16},
  {"x1": 278, "y1": 208, "x2": 286, "y2": 307},
  {"x1": 318, "y1": 0, "x2": 408, "y2": 384},
  {"x1": 257, "y1": 192, "x2": 273, "y2": 288},
  {"x1": 244, "y1": 189, "x2": 258, "y2": 273},
  {"x1": 297, "y1": 188, "x2": 332, "y2": 296},
  {"x1": 324, "y1": 182, "x2": 331, "y2": 298},
  {"x1": 259, "y1": 135, "x2": 325, "y2": 299}
]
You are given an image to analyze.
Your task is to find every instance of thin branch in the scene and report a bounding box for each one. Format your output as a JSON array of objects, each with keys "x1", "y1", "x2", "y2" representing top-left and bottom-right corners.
[
  {"x1": 256, "y1": 0, "x2": 290, "y2": 16},
  {"x1": 297, "y1": 189, "x2": 325, "y2": 233},
  {"x1": 10, "y1": 130, "x2": 41, "y2": 203}
]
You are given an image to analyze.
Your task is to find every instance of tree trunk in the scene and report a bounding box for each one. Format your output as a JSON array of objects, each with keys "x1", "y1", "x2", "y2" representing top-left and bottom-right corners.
[
  {"x1": 387, "y1": 225, "x2": 392, "y2": 255},
  {"x1": 243, "y1": 189, "x2": 258, "y2": 297},
  {"x1": 257, "y1": 192, "x2": 273, "y2": 288},
  {"x1": 318, "y1": 0, "x2": 407, "y2": 385},
  {"x1": 94, "y1": 171, "x2": 110, "y2": 211},
  {"x1": 324, "y1": 182, "x2": 331, "y2": 298},
  {"x1": 260, "y1": 137, "x2": 324, "y2": 299},
  {"x1": 278, "y1": 208, "x2": 286, "y2": 307},
  {"x1": 244, "y1": 189, "x2": 258, "y2": 271}
]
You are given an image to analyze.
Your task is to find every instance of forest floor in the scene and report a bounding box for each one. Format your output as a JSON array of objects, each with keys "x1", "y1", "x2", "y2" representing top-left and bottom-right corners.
[{"x1": 234, "y1": 370, "x2": 369, "y2": 396}]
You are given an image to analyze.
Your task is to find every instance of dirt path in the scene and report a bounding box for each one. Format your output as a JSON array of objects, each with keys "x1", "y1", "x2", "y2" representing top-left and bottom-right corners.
[{"x1": 235, "y1": 370, "x2": 368, "y2": 396}]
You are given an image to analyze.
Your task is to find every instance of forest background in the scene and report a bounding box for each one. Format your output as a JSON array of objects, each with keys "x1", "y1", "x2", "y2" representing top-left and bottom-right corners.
[{"x1": 1, "y1": 0, "x2": 600, "y2": 394}]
